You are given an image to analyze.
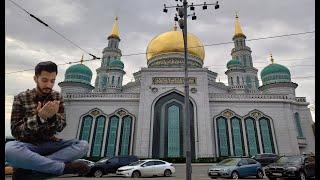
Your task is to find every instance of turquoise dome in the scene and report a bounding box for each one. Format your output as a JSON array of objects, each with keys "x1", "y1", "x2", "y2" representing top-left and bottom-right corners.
[
  {"x1": 261, "y1": 63, "x2": 291, "y2": 85},
  {"x1": 64, "y1": 64, "x2": 92, "y2": 85},
  {"x1": 227, "y1": 59, "x2": 241, "y2": 68},
  {"x1": 109, "y1": 59, "x2": 124, "y2": 69}
]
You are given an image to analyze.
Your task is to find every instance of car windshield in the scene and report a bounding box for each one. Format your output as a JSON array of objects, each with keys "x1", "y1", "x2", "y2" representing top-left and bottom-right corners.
[
  {"x1": 217, "y1": 158, "x2": 240, "y2": 166},
  {"x1": 128, "y1": 160, "x2": 146, "y2": 166},
  {"x1": 276, "y1": 156, "x2": 302, "y2": 164},
  {"x1": 97, "y1": 158, "x2": 108, "y2": 163}
]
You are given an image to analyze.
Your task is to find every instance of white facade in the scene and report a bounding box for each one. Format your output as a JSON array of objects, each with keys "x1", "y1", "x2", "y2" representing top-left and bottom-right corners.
[{"x1": 57, "y1": 19, "x2": 315, "y2": 159}]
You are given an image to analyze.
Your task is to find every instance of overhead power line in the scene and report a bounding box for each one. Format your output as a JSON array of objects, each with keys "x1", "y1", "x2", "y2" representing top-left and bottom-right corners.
[{"x1": 8, "y1": 0, "x2": 100, "y2": 60}]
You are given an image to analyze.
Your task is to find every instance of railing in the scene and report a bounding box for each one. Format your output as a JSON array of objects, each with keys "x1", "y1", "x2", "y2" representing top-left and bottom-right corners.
[
  {"x1": 230, "y1": 85, "x2": 245, "y2": 89},
  {"x1": 209, "y1": 93, "x2": 293, "y2": 100},
  {"x1": 295, "y1": 97, "x2": 306, "y2": 102},
  {"x1": 64, "y1": 93, "x2": 140, "y2": 99}
]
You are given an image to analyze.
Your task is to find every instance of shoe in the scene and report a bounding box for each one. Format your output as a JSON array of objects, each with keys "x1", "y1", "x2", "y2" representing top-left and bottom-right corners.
[{"x1": 63, "y1": 161, "x2": 90, "y2": 175}]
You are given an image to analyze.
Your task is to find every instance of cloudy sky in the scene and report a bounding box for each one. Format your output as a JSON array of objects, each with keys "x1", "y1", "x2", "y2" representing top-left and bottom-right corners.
[{"x1": 5, "y1": 0, "x2": 315, "y2": 137}]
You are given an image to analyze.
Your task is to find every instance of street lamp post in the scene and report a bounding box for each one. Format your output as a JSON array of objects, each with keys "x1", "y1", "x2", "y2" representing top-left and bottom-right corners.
[{"x1": 163, "y1": 1, "x2": 220, "y2": 180}]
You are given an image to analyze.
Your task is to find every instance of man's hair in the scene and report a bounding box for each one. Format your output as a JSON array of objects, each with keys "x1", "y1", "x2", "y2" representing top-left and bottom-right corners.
[{"x1": 35, "y1": 61, "x2": 58, "y2": 76}]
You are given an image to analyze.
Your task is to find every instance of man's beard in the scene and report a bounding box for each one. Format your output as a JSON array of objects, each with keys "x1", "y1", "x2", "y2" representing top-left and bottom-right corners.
[{"x1": 37, "y1": 84, "x2": 52, "y2": 95}]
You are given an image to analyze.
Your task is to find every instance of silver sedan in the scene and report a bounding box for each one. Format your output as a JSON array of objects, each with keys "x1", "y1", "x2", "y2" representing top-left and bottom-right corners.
[{"x1": 116, "y1": 159, "x2": 175, "y2": 178}]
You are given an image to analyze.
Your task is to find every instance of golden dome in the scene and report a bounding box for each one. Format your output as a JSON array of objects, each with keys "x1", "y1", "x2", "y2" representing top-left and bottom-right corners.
[{"x1": 146, "y1": 30, "x2": 205, "y2": 61}]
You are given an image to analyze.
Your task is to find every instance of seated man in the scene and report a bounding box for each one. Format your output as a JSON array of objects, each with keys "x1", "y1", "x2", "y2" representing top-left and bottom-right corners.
[{"x1": 5, "y1": 61, "x2": 90, "y2": 179}]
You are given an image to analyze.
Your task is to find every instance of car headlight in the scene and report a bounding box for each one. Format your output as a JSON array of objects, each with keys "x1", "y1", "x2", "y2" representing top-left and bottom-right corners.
[{"x1": 286, "y1": 167, "x2": 297, "y2": 171}]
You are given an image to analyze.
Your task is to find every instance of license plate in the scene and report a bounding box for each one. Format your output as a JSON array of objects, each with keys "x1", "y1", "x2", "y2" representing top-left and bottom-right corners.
[
  {"x1": 210, "y1": 172, "x2": 218, "y2": 175},
  {"x1": 273, "y1": 173, "x2": 282, "y2": 176}
]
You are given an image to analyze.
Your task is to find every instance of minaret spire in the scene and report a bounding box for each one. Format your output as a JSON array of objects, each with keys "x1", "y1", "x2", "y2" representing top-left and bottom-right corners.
[
  {"x1": 108, "y1": 16, "x2": 120, "y2": 39},
  {"x1": 234, "y1": 12, "x2": 244, "y2": 36},
  {"x1": 270, "y1": 53, "x2": 274, "y2": 64},
  {"x1": 80, "y1": 54, "x2": 84, "y2": 64}
]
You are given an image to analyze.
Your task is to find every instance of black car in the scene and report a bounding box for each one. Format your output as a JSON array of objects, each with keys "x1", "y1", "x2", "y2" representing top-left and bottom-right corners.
[
  {"x1": 89, "y1": 155, "x2": 139, "y2": 177},
  {"x1": 252, "y1": 153, "x2": 279, "y2": 166},
  {"x1": 265, "y1": 154, "x2": 315, "y2": 180}
]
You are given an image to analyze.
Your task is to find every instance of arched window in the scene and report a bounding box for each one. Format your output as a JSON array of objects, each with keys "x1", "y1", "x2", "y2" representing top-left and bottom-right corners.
[
  {"x1": 119, "y1": 116, "x2": 132, "y2": 155},
  {"x1": 230, "y1": 77, "x2": 234, "y2": 86},
  {"x1": 245, "y1": 117, "x2": 259, "y2": 156},
  {"x1": 231, "y1": 117, "x2": 244, "y2": 156},
  {"x1": 112, "y1": 76, "x2": 115, "y2": 85},
  {"x1": 91, "y1": 116, "x2": 106, "y2": 157},
  {"x1": 105, "y1": 116, "x2": 119, "y2": 157},
  {"x1": 294, "y1": 113, "x2": 304, "y2": 138},
  {"x1": 79, "y1": 115, "x2": 93, "y2": 142},
  {"x1": 217, "y1": 116, "x2": 229, "y2": 156},
  {"x1": 117, "y1": 77, "x2": 121, "y2": 86},
  {"x1": 167, "y1": 105, "x2": 180, "y2": 157},
  {"x1": 237, "y1": 76, "x2": 240, "y2": 85},
  {"x1": 246, "y1": 76, "x2": 252, "y2": 88},
  {"x1": 259, "y1": 117, "x2": 275, "y2": 153}
]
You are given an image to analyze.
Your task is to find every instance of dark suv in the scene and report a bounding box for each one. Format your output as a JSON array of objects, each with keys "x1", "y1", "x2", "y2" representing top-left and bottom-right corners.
[
  {"x1": 252, "y1": 153, "x2": 279, "y2": 166},
  {"x1": 89, "y1": 155, "x2": 139, "y2": 177},
  {"x1": 265, "y1": 154, "x2": 315, "y2": 180}
]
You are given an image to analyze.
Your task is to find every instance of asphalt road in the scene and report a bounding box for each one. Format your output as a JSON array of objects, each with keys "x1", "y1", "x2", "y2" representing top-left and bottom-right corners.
[{"x1": 5, "y1": 164, "x2": 280, "y2": 180}]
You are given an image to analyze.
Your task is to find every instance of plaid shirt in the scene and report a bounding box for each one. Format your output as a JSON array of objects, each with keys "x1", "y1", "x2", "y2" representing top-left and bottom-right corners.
[{"x1": 10, "y1": 88, "x2": 66, "y2": 143}]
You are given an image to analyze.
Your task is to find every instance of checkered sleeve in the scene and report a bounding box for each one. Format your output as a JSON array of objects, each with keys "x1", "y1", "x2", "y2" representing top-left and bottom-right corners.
[{"x1": 10, "y1": 95, "x2": 44, "y2": 139}]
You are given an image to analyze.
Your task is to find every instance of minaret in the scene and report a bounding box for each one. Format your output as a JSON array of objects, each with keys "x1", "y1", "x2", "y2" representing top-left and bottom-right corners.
[
  {"x1": 230, "y1": 13, "x2": 259, "y2": 91},
  {"x1": 95, "y1": 17, "x2": 123, "y2": 92}
]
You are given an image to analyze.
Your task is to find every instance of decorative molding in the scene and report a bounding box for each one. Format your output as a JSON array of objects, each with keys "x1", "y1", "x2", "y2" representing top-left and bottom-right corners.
[
  {"x1": 223, "y1": 111, "x2": 233, "y2": 118},
  {"x1": 90, "y1": 109, "x2": 101, "y2": 116},
  {"x1": 190, "y1": 87, "x2": 197, "y2": 93},
  {"x1": 152, "y1": 77, "x2": 197, "y2": 85}
]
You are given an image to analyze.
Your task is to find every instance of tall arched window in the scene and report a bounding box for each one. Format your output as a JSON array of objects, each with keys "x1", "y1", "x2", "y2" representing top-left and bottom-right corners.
[
  {"x1": 112, "y1": 76, "x2": 115, "y2": 85},
  {"x1": 294, "y1": 113, "x2": 304, "y2": 138},
  {"x1": 245, "y1": 117, "x2": 259, "y2": 156},
  {"x1": 105, "y1": 116, "x2": 119, "y2": 157},
  {"x1": 246, "y1": 76, "x2": 252, "y2": 88},
  {"x1": 231, "y1": 117, "x2": 244, "y2": 156},
  {"x1": 119, "y1": 116, "x2": 132, "y2": 155},
  {"x1": 167, "y1": 105, "x2": 180, "y2": 157},
  {"x1": 91, "y1": 116, "x2": 106, "y2": 157},
  {"x1": 230, "y1": 77, "x2": 234, "y2": 86},
  {"x1": 217, "y1": 117, "x2": 229, "y2": 156},
  {"x1": 237, "y1": 76, "x2": 240, "y2": 85},
  {"x1": 259, "y1": 117, "x2": 275, "y2": 153},
  {"x1": 117, "y1": 77, "x2": 121, "y2": 86},
  {"x1": 79, "y1": 115, "x2": 93, "y2": 142}
]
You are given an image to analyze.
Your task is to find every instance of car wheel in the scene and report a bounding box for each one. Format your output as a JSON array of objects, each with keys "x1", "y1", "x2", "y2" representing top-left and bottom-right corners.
[
  {"x1": 256, "y1": 169, "x2": 264, "y2": 179},
  {"x1": 164, "y1": 169, "x2": 172, "y2": 177},
  {"x1": 93, "y1": 169, "x2": 103, "y2": 178},
  {"x1": 298, "y1": 171, "x2": 306, "y2": 180},
  {"x1": 231, "y1": 171, "x2": 239, "y2": 179},
  {"x1": 131, "y1": 170, "x2": 141, "y2": 178}
]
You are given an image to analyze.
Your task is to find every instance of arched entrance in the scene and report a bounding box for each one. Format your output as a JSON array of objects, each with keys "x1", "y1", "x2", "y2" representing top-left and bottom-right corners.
[{"x1": 152, "y1": 92, "x2": 195, "y2": 158}]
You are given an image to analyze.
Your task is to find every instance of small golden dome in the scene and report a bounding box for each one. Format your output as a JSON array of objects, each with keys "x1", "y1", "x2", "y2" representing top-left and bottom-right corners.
[{"x1": 146, "y1": 30, "x2": 205, "y2": 61}]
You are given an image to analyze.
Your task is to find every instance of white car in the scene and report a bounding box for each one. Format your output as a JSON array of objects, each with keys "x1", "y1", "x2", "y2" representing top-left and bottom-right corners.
[{"x1": 116, "y1": 159, "x2": 175, "y2": 178}]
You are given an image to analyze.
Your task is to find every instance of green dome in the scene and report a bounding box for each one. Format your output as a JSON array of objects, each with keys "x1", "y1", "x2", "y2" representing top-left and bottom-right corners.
[
  {"x1": 64, "y1": 64, "x2": 92, "y2": 85},
  {"x1": 227, "y1": 59, "x2": 241, "y2": 68},
  {"x1": 261, "y1": 63, "x2": 291, "y2": 85},
  {"x1": 109, "y1": 59, "x2": 124, "y2": 69}
]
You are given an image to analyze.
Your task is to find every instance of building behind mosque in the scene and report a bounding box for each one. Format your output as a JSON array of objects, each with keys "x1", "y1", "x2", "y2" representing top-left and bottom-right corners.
[{"x1": 58, "y1": 15, "x2": 315, "y2": 159}]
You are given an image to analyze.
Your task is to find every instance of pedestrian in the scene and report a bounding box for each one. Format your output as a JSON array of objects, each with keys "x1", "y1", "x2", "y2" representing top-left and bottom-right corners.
[{"x1": 5, "y1": 61, "x2": 90, "y2": 179}]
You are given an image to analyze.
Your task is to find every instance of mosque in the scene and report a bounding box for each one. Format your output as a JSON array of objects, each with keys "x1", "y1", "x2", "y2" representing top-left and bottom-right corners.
[{"x1": 57, "y1": 15, "x2": 315, "y2": 159}]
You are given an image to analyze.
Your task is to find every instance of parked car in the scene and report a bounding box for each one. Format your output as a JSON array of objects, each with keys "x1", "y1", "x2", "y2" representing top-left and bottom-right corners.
[
  {"x1": 265, "y1": 154, "x2": 315, "y2": 180},
  {"x1": 72, "y1": 159, "x2": 95, "y2": 166},
  {"x1": 88, "y1": 155, "x2": 139, "y2": 177},
  {"x1": 5, "y1": 162, "x2": 13, "y2": 175},
  {"x1": 116, "y1": 159, "x2": 175, "y2": 178},
  {"x1": 208, "y1": 157, "x2": 264, "y2": 179},
  {"x1": 252, "y1": 153, "x2": 279, "y2": 166}
]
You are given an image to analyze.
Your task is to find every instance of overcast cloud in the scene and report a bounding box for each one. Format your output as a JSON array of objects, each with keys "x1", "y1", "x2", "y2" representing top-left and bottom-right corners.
[{"x1": 5, "y1": 0, "x2": 315, "y2": 137}]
